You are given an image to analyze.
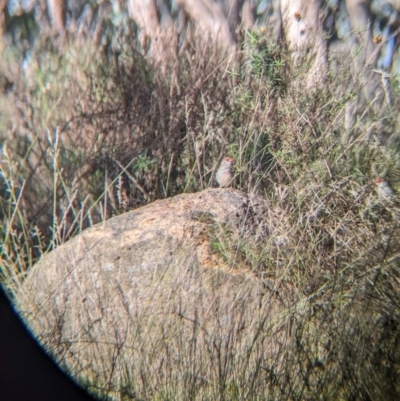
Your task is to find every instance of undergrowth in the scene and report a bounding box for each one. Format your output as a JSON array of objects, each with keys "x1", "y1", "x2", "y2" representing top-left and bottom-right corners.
[{"x1": 1, "y1": 21, "x2": 400, "y2": 401}]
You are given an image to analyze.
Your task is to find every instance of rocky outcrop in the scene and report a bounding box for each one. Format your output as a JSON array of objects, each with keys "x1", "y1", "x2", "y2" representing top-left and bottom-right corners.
[{"x1": 16, "y1": 189, "x2": 281, "y2": 397}]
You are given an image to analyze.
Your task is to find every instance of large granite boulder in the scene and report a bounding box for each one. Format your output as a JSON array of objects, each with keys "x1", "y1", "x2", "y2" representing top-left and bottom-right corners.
[{"x1": 16, "y1": 189, "x2": 283, "y2": 398}]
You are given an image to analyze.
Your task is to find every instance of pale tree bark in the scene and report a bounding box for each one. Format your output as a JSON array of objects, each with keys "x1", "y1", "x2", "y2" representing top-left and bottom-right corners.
[
  {"x1": 176, "y1": 0, "x2": 235, "y2": 49},
  {"x1": 130, "y1": 0, "x2": 242, "y2": 59},
  {"x1": 47, "y1": 0, "x2": 65, "y2": 33},
  {"x1": 129, "y1": 0, "x2": 162, "y2": 48},
  {"x1": 129, "y1": 0, "x2": 179, "y2": 68},
  {"x1": 280, "y1": 0, "x2": 327, "y2": 87}
]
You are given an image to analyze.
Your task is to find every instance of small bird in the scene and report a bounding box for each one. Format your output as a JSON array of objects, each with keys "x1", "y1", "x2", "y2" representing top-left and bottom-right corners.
[
  {"x1": 375, "y1": 178, "x2": 394, "y2": 198},
  {"x1": 216, "y1": 157, "x2": 234, "y2": 188}
]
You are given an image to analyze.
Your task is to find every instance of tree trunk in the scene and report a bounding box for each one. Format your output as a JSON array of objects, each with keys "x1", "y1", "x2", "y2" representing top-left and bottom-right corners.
[{"x1": 280, "y1": 0, "x2": 327, "y2": 87}]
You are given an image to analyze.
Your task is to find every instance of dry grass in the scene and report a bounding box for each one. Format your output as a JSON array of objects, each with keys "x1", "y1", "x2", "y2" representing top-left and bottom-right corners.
[{"x1": 1, "y1": 19, "x2": 400, "y2": 401}]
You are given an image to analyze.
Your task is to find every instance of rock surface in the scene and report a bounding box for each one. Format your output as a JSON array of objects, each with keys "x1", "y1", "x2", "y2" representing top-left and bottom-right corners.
[{"x1": 16, "y1": 188, "x2": 280, "y2": 396}]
